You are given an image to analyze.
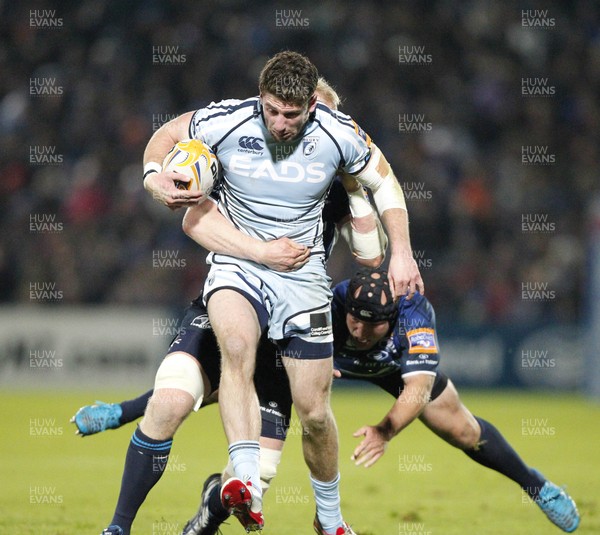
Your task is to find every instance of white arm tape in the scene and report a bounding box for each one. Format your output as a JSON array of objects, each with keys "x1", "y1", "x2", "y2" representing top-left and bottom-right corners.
[
  {"x1": 144, "y1": 161, "x2": 162, "y2": 175},
  {"x1": 372, "y1": 176, "x2": 407, "y2": 213},
  {"x1": 355, "y1": 145, "x2": 407, "y2": 214},
  {"x1": 347, "y1": 186, "x2": 373, "y2": 218},
  {"x1": 349, "y1": 220, "x2": 388, "y2": 260},
  {"x1": 340, "y1": 220, "x2": 387, "y2": 260}
]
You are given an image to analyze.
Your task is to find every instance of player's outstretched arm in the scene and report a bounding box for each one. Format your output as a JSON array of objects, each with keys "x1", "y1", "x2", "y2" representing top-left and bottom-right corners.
[
  {"x1": 182, "y1": 202, "x2": 310, "y2": 272},
  {"x1": 143, "y1": 111, "x2": 205, "y2": 209},
  {"x1": 351, "y1": 373, "x2": 434, "y2": 467},
  {"x1": 353, "y1": 144, "x2": 424, "y2": 298},
  {"x1": 337, "y1": 173, "x2": 386, "y2": 268}
]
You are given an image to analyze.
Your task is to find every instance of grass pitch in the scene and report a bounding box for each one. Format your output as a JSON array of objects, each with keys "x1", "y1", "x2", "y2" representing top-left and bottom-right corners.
[{"x1": 1, "y1": 387, "x2": 598, "y2": 534}]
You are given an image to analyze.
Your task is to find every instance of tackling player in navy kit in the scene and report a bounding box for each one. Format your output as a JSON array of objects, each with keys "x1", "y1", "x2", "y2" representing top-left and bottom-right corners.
[{"x1": 78, "y1": 267, "x2": 580, "y2": 534}]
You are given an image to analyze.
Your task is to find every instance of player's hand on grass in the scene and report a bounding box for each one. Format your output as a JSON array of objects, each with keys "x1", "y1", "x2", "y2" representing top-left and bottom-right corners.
[
  {"x1": 387, "y1": 250, "x2": 424, "y2": 299},
  {"x1": 257, "y1": 237, "x2": 310, "y2": 272},
  {"x1": 351, "y1": 425, "x2": 389, "y2": 468},
  {"x1": 144, "y1": 171, "x2": 205, "y2": 209}
]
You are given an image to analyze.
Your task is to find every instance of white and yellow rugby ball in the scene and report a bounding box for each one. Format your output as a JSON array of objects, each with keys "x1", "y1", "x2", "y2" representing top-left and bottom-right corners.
[{"x1": 162, "y1": 139, "x2": 219, "y2": 197}]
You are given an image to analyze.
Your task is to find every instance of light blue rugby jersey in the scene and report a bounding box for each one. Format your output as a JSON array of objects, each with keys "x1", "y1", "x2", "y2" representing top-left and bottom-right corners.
[{"x1": 189, "y1": 98, "x2": 372, "y2": 252}]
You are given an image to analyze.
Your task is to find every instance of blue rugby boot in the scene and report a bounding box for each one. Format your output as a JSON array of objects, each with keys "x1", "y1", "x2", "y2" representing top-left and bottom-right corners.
[
  {"x1": 71, "y1": 401, "x2": 123, "y2": 436},
  {"x1": 534, "y1": 470, "x2": 580, "y2": 532}
]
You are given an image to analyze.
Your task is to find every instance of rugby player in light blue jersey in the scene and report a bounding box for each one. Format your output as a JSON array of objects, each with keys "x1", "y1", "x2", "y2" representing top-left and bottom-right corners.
[
  {"x1": 138, "y1": 51, "x2": 423, "y2": 535},
  {"x1": 100, "y1": 75, "x2": 388, "y2": 535}
]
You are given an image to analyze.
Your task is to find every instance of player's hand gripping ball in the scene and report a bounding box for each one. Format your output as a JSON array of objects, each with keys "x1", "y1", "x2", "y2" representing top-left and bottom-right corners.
[{"x1": 162, "y1": 139, "x2": 219, "y2": 201}]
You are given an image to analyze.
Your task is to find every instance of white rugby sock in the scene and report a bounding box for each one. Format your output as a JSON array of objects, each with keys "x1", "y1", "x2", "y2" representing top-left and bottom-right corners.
[
  {"x1": 228, "y1": 440, "x2": 262, "y2": 511},
  {"x1": 310, "y1": 472, "x2": 343, "y2": 531}
]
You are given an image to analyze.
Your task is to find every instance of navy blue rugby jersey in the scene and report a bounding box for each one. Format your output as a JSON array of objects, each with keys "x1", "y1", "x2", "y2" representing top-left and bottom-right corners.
[{"x1": 331, "y1": 282, "x2": 440, "y2": 379}]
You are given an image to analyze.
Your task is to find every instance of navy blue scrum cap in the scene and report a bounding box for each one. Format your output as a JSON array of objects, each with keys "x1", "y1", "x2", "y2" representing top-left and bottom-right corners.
[{"x1": 345, "y1": 268, "x2": 398, "y2": 323}]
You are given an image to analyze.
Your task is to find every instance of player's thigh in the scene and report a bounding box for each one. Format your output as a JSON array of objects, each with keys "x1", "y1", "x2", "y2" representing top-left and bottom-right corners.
[
  {"x1": 206, "y1": 289, "x2": 262, "y2": 360},
  {"x1": 419, "y1": 379, "x2": 480, "y2": 448},
  {"x1": 282, "y1": 355, "x2": 333, "y2": 418}
]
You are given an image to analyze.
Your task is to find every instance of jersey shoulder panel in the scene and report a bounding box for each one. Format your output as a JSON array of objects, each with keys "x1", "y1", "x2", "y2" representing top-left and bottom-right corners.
[
  {"x1": 189, "y1": 97, "x2": 259, "y2": 147},
  {"x1": 313, "y1": 107, "x2": 372, "y2": 175}
]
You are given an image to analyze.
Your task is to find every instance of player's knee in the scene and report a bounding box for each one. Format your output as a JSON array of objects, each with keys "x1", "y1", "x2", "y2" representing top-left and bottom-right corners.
[
  {"x1": 455, "y1": 420, "x2": 482, "y2": 450},
  {"x1": 219, "y1": 337, "x2": 256, "y2": 371},
  {"x1": 296, "y1": 403, "x2": 332, "y2": 435},
  {"x1": 153, "y1": 353, "x2": 204, "y2": 414}
]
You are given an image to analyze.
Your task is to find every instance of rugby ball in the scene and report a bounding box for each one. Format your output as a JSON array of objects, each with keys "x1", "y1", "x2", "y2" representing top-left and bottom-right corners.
[{"x1": 162, "y1": 139, "x2": 219, "y2": 198}]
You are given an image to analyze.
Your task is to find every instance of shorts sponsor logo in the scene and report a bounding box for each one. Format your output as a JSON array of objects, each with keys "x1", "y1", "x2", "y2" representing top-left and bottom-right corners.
[
  {"x1": 406, "y1": 328, "x2": 437, "y2": 354},
  {"x1": 190, "y1": 314, "x2": 211, "y2": 329},
  {"x1": 310, "y1": 312, "x2": 332, "y2": 337}
]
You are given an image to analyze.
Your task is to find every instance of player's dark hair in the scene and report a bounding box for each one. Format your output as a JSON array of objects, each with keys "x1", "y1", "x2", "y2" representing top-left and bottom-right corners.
[
  {"x1": 259, "y1": 51, "x2": 318, "y2": 106},
  {"x1": 345, "y1": 268, "x2": 398, "y2": 324}
]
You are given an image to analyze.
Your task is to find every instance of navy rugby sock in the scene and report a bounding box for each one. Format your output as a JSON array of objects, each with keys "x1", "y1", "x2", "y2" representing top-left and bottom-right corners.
[
  {"x1": 464, "y1": 417, "x2": 544, "y2": 498},
  {"x1": 110, "y1": 427, "x2": 173, "y2": 534},
  {"x1": 119, "y1": 389, "x2": 153, "y2": 424}
]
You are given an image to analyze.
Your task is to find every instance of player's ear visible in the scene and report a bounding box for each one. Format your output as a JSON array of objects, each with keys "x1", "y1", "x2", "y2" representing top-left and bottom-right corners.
[{"x1": 308, "y1": 93, "x2": 318, "y2": 112}]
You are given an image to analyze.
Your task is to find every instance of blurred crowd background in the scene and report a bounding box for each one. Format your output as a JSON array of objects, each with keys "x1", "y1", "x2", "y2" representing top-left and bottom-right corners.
[{"x1": 1, "y1": 0, "x2": 598, "y2": 326}]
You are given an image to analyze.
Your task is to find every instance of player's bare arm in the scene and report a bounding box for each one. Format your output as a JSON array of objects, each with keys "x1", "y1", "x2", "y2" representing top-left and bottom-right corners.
[
  {"x1": 182, "y1": 202, "x2": 310, "y2": 272},
  {"x1": 353, "y1": 143, "x2": 424, "y2": 298},
  {"x1": 351, "y1": 373, "x2": 434, "y2": 468},
  {"x1": 143, "y1": 111, "x2": 205, "y2": 209}
]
